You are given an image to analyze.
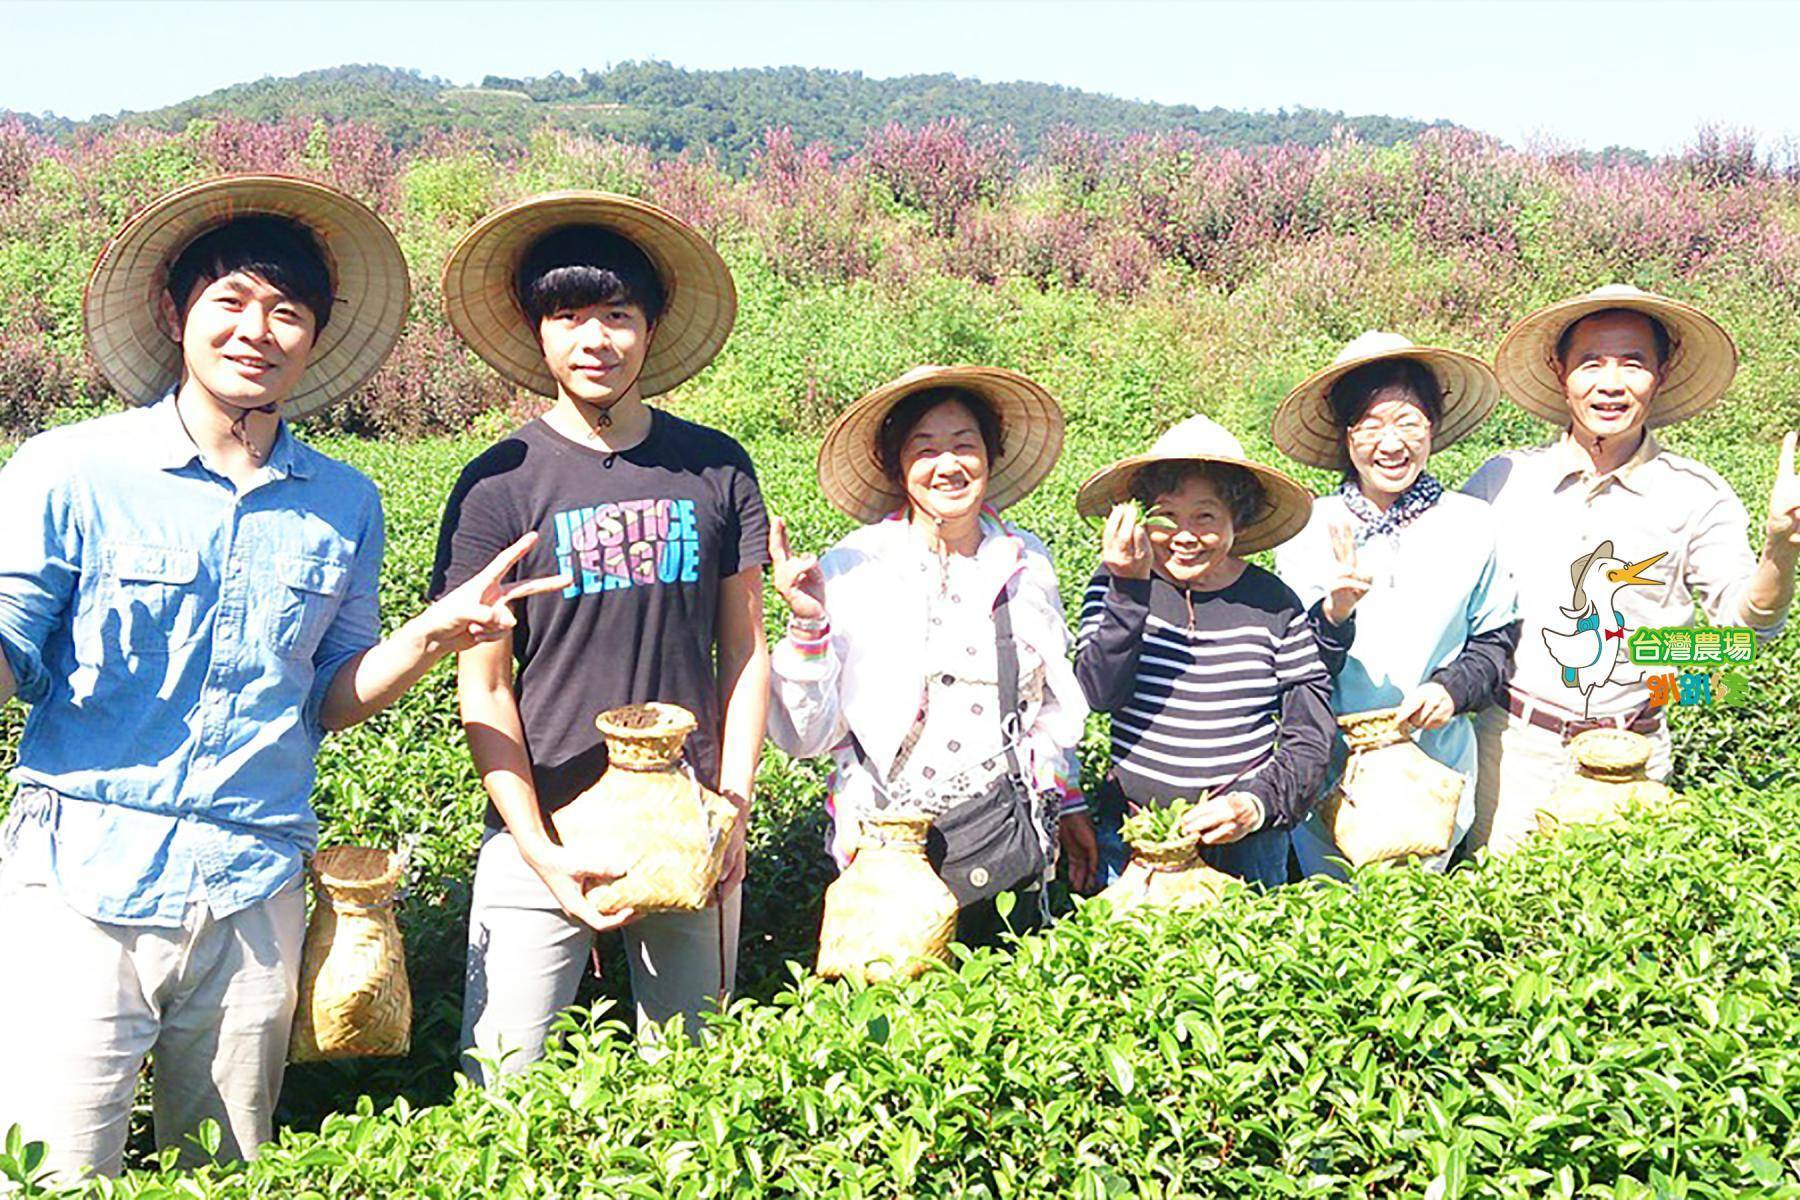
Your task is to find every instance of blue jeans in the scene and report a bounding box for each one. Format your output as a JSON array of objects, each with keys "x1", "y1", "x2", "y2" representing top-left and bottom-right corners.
[{"x1": 1094, "y1": 804, "x2": 1292, "y2": 890}]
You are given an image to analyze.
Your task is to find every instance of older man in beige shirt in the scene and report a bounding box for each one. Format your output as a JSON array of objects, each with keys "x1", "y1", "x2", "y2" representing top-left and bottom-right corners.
[{"x1": 1463, "y1": 285, "x2": 1799, "y2": 855}]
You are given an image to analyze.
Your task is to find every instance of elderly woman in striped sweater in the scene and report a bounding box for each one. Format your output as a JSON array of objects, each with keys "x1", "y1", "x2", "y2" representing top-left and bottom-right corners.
[{"x1": 1073, "y1": 416, "x2": 1340, "y2": 889}]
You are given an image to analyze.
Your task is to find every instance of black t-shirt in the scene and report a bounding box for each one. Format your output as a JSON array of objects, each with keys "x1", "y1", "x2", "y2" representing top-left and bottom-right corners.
[{"x1": 431, "y1": 409, "x2": 770, "y2": 825}]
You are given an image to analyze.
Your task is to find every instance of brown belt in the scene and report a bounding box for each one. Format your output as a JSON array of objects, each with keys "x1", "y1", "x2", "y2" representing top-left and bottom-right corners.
[{"x1": 1504, "y1": 690, "x2": 1663, "y2": 743}]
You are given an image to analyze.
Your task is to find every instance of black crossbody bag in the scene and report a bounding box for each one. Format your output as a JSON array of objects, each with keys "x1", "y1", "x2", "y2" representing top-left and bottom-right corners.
[{"x1": 855, "y1": 592, "x2": 1046, "y2": 908}]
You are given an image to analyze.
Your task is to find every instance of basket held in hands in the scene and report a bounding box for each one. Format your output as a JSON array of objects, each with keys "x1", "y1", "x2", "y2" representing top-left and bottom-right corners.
[{"x1": 552, "y1": 702, "x2": 740, "y2": 914}]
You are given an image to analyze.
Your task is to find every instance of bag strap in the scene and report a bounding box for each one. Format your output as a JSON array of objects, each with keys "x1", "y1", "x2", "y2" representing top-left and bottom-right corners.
[{"x1": 990, "y1": 586, "x2": 1029, "y2": 792}]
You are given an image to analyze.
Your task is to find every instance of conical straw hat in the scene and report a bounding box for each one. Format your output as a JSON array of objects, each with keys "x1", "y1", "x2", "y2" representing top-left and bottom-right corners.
[
  {"x1": 1076, "y1": 415, "x2": 1312, "y2": 555},
  {"x1": 816, "y1": 365, "x2": 1065, "y2": 524},
  {"x1": 1271, "y1": 331, "x2": 1500, "y2": 469},
  {"x1": 1494, "y1": 284, "x2": 1737, "y2": 426},
  {"x1": 442, "y1": 191, "x2": 736, "y2": 398},
  {"x1": 83, "y1": 174, "x2": 410, "y2": 421}
]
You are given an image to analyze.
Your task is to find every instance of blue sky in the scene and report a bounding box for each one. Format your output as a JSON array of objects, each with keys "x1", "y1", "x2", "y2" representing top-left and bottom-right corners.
[{"x1": 3, "y1": 0, "x2": 1795, "y2": 155}]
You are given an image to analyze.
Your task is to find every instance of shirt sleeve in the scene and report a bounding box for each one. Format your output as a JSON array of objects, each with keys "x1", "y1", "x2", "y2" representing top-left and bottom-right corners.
[
  {"x1": 1073, "y1": 570, "x2": 1151, "y2": 713},
  {"x1": 305, "y1": 490, "x2": 386, "y2": 739},
  {"x1": 721, "y1": 452, "x2": 771, "y2": 580},
  {"x1": 1427, "y1": 524, "x2": 1520, "y2": 712},
  {"x1": 430, "y1": 460, "x2": 517, "y2": 601},
  {"x1": 1238, "y1": 609, "x2": 1335, "y2": 829},
  {"x1": 0, "y1": 437, "x2": 80, "y2": 705},
  {"x1": 1684, "y1": 476, "x2": 1782, "y2": 636}
]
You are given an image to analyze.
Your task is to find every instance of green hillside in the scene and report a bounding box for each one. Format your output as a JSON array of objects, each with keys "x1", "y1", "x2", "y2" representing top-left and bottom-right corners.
[{"x1": 6, "y1": 60, "x2": 1452, "y2": 165}]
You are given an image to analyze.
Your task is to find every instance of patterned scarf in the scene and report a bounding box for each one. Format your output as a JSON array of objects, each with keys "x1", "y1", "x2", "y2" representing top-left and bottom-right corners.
[{"x1": 1337, "y1": 470, "x2": 1444, "y2": 545}]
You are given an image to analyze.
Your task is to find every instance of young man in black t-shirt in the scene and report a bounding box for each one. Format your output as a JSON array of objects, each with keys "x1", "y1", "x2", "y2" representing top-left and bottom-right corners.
[{"x1": 433, "y1": 196, "x2": 769, "y2": 1075}]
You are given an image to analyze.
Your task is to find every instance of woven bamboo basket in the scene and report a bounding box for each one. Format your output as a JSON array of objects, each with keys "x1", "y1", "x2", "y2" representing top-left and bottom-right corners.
[
  {"x1": 1097, "y1": 826, "x2": 1233, "y2": 914},
  {"x1": 552, "y1": 702, "x2": 738, "y2": 914},
  {"x1": 289, "y1": 846, "x2": 412, "y2": 1062},
  {"x1": 1537, "y1": 728, "x2": 1674, "y2": 834},
  {"x1": 817, "y1": 814, "x2": 959, "y2": 982},
  {"x1": 1314, "y1": 707, "x2": 1464, "y2": 866}
]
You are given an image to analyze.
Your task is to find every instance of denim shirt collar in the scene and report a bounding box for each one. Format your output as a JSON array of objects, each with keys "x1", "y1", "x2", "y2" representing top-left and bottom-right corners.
[{"x1": 147, "y1": 389, "x2": 313, "y2": 482}]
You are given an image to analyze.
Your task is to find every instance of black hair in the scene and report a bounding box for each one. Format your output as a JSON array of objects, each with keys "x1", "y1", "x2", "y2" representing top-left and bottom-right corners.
[
  {"x1": 1554, "y1": 307, "x2": 1672, "y2": 368},
  {"x1": 515, "y1": 226, "x2": 667, "y2": 327},
  {"x1": 1326, "y1": 357, "x2": 1443, "y2": 474},
  {"x1": 165, "y1": 215, "x2": 334, "y2": 336},
  {"x1": 1129, "y1": 460, "x2": 1266, "y2": 531},
  {"x1": 875, "y1": 386, "x2": 1006, "y2": 484}
]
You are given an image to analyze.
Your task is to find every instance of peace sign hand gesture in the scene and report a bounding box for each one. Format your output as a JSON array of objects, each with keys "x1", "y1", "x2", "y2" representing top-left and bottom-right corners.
[
  {"x1": 768, "y1": 515, "x2": 827, "y2": 622},
  {"x1": 1101, "y1": 502, "x2": 1153, "y2": 580},
  {"x1": 423, "y1": 531, "x2": 572, "y2": 655},
  {"x1": 1321, "y1": 518, "x2": 1372, "y2": 626},
  {"x1": 1766, "y1": 431, "x2": 1800, "y2": 555}
]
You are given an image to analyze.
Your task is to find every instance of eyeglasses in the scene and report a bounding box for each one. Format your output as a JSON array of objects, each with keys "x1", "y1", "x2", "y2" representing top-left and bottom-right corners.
[{"x1": 1346, "y1": 414, "x2": 1432, "y2": 448}]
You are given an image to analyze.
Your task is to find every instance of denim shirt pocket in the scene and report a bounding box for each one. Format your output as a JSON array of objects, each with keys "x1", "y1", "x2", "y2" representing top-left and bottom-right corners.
[
  {"x1": 272, "y1": 554, "x2": 350, "y2": 663},
  {"x1": 84, "y1": 542, "x2": 204, "y2": 662}
]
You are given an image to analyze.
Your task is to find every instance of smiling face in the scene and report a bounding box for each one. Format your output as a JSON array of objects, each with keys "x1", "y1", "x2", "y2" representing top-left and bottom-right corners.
[
  {"x1": 1345, "y1": 390, "x2": 1433, "y2": 501},
  {"x1": 172, "y1": 270, "x2": 318, "y2": 409},
  {"x1": 1145, "y1": 474, "x2": 1237, "y2": 585},
  {"x1": 1556, "y1": 310, "x2": 1665, "y2": 442},
  {"x1": 538, "y1": 300, "x2": 653, "y2": 409},
  {"x1": 899, "y1": 399, "x2": 991, "y2": 525}
]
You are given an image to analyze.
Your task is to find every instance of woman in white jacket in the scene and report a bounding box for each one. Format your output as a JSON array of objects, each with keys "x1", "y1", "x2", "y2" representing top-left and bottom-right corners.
[{"x1": 766, "y1": 366, "x2": 1093, "y2": 944}]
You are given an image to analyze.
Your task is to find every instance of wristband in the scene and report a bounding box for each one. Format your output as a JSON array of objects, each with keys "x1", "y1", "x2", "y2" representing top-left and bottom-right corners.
[{"x1": 787, "y1": 614, "x2": 831, "y2": 637}]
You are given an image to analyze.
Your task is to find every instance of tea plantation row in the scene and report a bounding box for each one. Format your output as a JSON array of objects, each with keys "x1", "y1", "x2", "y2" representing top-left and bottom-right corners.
[{"x1": 5, "y1": 776, "x2": 1796, "y2": 1197}]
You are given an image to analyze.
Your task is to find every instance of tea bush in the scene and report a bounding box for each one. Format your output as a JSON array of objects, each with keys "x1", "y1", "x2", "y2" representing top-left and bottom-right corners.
[{"x1": 7, "y1": 778, "x2": 1798, "y2": 1197}]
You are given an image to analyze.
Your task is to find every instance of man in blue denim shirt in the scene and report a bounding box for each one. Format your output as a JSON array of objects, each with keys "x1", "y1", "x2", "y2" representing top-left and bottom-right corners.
[{"x1": 0, "y1": 176, "x2": 571, "y2": 1182}]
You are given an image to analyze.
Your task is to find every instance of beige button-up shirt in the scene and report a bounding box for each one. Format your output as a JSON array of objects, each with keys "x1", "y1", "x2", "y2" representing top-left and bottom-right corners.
[{"x1": 1464, "y1": 429, "x2": 1780, "y2": 720}]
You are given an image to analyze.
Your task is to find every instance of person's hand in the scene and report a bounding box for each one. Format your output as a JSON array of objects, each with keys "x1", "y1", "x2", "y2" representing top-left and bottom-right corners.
[
  {"x1": 420, "y1": 532, "x2": 571, "y2": 656},
  {"x1": 1058, "y1": 811, "x2": 1099, "y2": 894},
  {"x1": 1395, "y1": 681, "x2": 1455, "y2": 732},
  {"x1": 1101, "y1": 502, "x2": 1152, "y2": 579},
  {"x1": 1321, "y1": 519, "x2": 1372, "y2": 626},
  {"x1": 1178, "y1": 791, "x2": 1264, "y2": 846},
  {"x1": 1765, "y1": 431, "x2": 1800, "y2": 558},
  {"x1": 520, "y1": 839, "x2": 637, "y2": 933},
  {"x1": 768, "y1": 515, "x2": 827, "y2": 622},
  {"x1": 718, "y1": 792, "x2": 751, "y2": 892}
]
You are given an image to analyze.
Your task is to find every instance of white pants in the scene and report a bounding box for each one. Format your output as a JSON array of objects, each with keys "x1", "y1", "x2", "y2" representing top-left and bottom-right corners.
[
  {"x1": 1469, "y1": 705, "x2": 1673, "y2": 858},
  {"x1": 0, "y1": 855, "x2": 304, "y2": 1183},
  {"x1": 458, "y1": 829, "x2": 741, "y2": 1085}
]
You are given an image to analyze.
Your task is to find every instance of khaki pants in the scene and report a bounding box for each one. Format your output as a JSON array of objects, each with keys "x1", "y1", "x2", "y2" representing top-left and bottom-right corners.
[
  {"x1": 1469, "y1": 705, "x2": 1672, "y2": 858},
  {"x1": 0, "y1": 856, "x2": 304, "y2": 1183},
  {"x1": 458, "y1": 829, "x2": 741, "y2": 1086}
]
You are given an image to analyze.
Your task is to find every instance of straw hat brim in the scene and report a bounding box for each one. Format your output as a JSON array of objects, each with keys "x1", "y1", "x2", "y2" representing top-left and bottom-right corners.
[
  {"x1": 816, "y1": 366, "x2": 1066, "y2": 524},
  {"x1": 1494, "y1": 293, "x2": 1737, "y2": 426},
  {"x1": 1074, "y1": 450, "x2": 1313, "y2": 556},
  {"x1": 1271, "y1": 345, "x2": 1501, "y2": 470},
  {"x1": 441, "y1": 191, "x2": 736, "y2": 398},
  {"x1": 82, "y1": 174, "x2": 410, "y2": 422}
]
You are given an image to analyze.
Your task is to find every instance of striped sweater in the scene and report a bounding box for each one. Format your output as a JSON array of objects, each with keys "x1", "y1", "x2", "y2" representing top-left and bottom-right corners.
[{"x1": 1075, "y1": 565, "x2": 1340, "y2": 828}]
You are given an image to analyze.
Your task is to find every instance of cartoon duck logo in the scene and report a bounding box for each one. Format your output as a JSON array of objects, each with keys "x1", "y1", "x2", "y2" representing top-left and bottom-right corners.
[{"x1": 1541, "y1": 540, "x2": 1666, "y2": 716}]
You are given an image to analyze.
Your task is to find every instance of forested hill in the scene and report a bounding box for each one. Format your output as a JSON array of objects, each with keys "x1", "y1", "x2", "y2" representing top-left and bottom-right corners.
[{"x1": 8, "y1": 61, "x2": 1453, "y2": 165}]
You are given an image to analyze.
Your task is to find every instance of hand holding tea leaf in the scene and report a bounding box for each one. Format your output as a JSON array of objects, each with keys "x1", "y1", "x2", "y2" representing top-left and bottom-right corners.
[
  {"x1": 1321, "y1": 518, "x2": 1372, "y2": 626},
  {"x1": 769, "y1": 515, "x2": 827, "y2": 622},
  {"x1": 1177, "y1": 790, "x2": 1263, "y2": 845},
  {"x1": 1101, "y1": 502, "x2": 1154, "y2": 579}
]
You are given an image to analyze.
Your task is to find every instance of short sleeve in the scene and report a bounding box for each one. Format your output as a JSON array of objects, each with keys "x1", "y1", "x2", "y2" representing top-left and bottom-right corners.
[
  {"x1": 0, "y1": 436, "x2": 82, "y2": 704},
  {"x1": 722, "y1": 453, "x2": 771, "y2": 579},
  {"x1": 1461, "y1": 454, "x2": 1509, "y2": 504},
  {"x1": 430, "y1": 457, "x2": 520, "y2": 601}
]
